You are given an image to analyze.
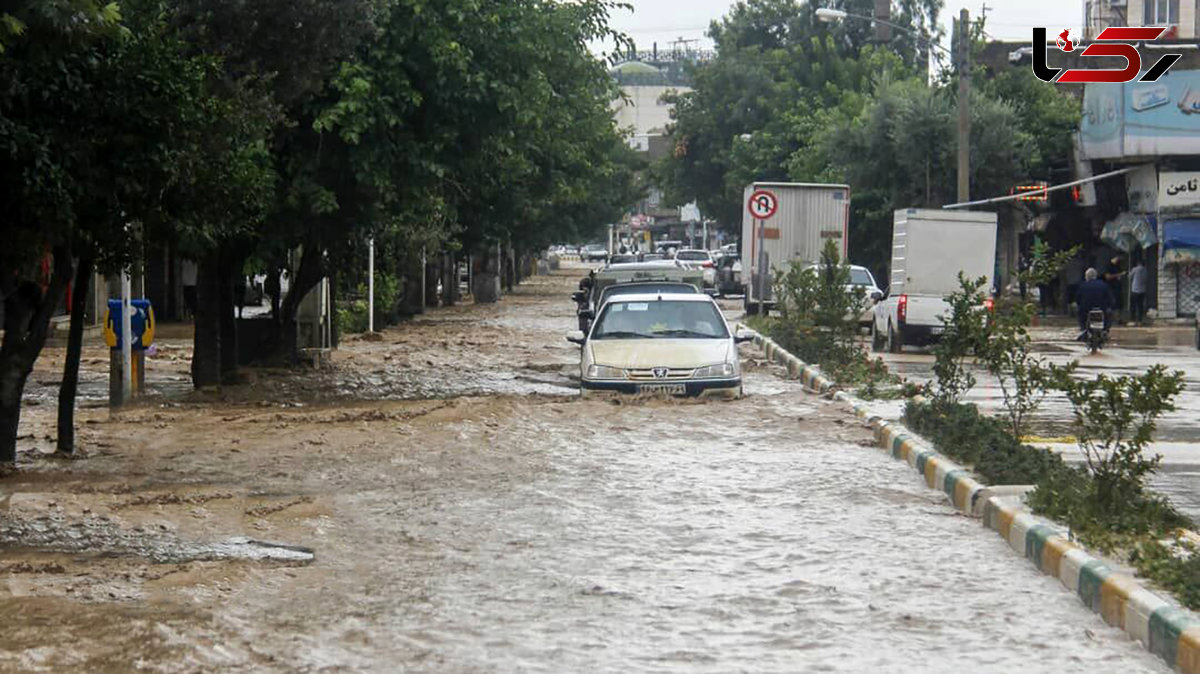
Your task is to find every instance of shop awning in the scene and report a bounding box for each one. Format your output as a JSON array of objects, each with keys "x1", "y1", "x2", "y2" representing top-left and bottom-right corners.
[
  {"x1": 1163, "y1": 219, "x2": 1200, "y2": 265},
  {"x1": 1101, "y1": 213, "x2": 1157, "y2": 253}
]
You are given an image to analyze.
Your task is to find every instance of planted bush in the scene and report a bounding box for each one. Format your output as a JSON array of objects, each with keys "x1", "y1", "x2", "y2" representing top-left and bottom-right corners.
[{"x1": 903, "y1": 400, "x2": 1066, "y2": 485}]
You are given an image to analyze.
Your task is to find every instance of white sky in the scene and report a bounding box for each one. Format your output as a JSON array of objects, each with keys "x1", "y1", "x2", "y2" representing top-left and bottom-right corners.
[{"x1": 598, "y1": 1, "x2": 1082, "y2": 56}]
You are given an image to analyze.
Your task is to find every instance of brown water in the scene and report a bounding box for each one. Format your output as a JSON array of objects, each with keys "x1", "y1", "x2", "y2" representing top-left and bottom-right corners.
[{"x1": 1, "y1": 268, "x2": 1170, "y2": 672}]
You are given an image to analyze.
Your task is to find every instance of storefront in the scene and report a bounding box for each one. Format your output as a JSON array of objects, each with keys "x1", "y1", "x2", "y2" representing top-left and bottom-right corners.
[{"x1": 1161, "y1": 217, "x2": 1200, "y2": 317}]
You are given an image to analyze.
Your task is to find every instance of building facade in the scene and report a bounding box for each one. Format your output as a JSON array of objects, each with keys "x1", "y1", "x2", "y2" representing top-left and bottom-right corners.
[{"x1": 1086, "y1": 0, "x2": 1199, "y2": 40}]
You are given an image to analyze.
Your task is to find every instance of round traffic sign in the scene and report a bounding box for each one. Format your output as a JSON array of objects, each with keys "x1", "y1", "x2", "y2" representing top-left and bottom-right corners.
[{"x1": 748, "y1": 189, "x2": 778, "y2": 220}]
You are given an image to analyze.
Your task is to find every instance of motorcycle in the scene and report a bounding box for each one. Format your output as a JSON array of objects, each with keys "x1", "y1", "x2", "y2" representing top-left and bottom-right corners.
[{"x1": 1086, "y1": 308, "x2": 1108, "y2": 354}]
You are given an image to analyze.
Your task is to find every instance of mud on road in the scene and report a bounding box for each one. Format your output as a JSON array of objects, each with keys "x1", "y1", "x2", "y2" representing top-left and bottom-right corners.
[{"x1": 3, "y1": 269, "x2": 1170, "y2": 672}]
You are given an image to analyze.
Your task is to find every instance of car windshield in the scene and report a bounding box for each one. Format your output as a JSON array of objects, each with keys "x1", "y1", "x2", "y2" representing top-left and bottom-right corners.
[
  {"x1": 675, "y1": 251, "x2": 709, "y2": 261},
  {"x1": 592, "y1": 300, "x2": 729, "y2": 340},
  {"x1": 850, "y1": 269, "x2": 874, "y2": 286}
]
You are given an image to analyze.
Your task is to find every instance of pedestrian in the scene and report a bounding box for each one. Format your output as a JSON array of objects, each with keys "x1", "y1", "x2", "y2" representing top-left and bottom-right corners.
[
  {"x1": 1103, "y1": 255, "x2": 1125, "y2": 322},
  {"x1": 1129, "y1": 258, "x2": 1148, "y2": 325}
]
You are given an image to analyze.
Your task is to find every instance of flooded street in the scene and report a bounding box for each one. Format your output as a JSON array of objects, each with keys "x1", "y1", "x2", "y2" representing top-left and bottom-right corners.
[{"x1": 2, "y1": 268, "x2": 1173, "y2": 672}]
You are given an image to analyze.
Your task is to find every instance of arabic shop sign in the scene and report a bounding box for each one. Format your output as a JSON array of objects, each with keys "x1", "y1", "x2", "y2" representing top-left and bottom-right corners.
[{"x1": 1159, "y1": 171, "x2": 1200, "y2": 209}]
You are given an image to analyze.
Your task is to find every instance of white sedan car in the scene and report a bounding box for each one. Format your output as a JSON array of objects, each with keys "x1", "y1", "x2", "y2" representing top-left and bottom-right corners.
[
  {"x1": 567, "y1": 293, "x2": 751, "y2": 398},
  {"x1": 674, "y1": 249, "x2": 717, "y2": 290}
]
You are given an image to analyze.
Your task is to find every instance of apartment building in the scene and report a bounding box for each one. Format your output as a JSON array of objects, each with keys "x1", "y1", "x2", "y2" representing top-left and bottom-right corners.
[{"x1": 1086, "y1": 0, "x2": 1199, "y2": 40}]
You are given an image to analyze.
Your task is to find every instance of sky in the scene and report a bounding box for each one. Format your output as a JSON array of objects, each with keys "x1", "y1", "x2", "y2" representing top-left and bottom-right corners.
[{"x1": 599, "y1": 0, "x2": 1082, "y2": 57}]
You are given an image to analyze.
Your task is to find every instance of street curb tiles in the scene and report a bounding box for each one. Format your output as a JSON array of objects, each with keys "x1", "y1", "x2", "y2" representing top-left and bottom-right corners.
[{"x1": 740, "y1": 327, "x2": 1200, "y2": 673}]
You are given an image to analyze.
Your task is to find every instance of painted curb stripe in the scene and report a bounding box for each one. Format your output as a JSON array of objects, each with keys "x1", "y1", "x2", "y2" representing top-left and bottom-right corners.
[
  {"x1": 1077, "y1": 560, "x2": 1113, "y2": 613},
  {"x1": 1025, "y1": 524, "x2": 1054, "y2": 571},
  {"x1": 1040, "y1": 535, "x2": 1075, "y2": 579},
  {"x1": 1149, "y1": 606, "x2": 1199, "y2": 669},
  {"x1": 1179, "y1": 626, "x2": 1200, "y2": 674},
  {"x1": 1098, "y1": 572, "x2": 1141, "y2": 629}
]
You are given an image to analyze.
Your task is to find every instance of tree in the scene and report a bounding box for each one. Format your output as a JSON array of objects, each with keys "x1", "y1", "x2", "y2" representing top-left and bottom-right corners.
[{"x1": 2, "y1": 0, "x2": 264, "y2": 460}]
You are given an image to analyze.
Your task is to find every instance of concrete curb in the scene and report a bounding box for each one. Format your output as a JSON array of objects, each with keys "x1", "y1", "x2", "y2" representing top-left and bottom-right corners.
[{"x1": 742, "y1": 327, "x2": 1200, "y2": 673}]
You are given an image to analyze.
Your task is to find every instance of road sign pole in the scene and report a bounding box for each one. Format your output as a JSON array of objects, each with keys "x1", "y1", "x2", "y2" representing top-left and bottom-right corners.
[{"x1": 757, "y1": 217, "x2": 767, "y2": 311}]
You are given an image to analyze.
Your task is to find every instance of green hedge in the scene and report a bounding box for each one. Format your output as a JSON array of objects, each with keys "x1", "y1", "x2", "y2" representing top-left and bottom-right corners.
[{"x1": 902, "y1": 400, "x2": 1066, "y2": 485}]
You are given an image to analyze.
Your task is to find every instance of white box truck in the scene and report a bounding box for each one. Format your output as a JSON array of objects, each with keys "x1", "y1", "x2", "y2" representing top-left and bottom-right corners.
[
  {"x1": 871, "y1": 208, "x2": 997, "y2": 353},
  {"x1": 740, "y1": 182, "x2": 851, "y2": 314}
]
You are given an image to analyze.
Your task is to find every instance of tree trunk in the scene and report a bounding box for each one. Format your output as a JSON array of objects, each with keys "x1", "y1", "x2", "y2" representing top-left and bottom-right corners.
[
  {"x1": 424, "y1": 255, "x2": 441, "y2": 308},
  {"x1": 473, "y1": 246, "x2": 501, "y2": 303},
  {"x1": 0, "y1": 244, "x2": 73, "y2": 462},
  {"x1": 56, "y1": 256, "x2": 94, "y2": 455},
  {"x1": 442, "y1": 253, "x2": 458, "y2": 307},
  {"x1": 218, "y1": 249, "x2": 243, "y2": 384},
  {"x1": 272, "y1": 246, "x2": 324, "y2": 361},
  {"x1": 191, "y1": 252, "x2": 223, "y2": 388}
]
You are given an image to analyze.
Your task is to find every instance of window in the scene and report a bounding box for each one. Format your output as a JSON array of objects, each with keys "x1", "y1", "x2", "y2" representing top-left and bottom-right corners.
[{"x1": 1144, "y1": 0, "x2": 1179, "y2": 25}]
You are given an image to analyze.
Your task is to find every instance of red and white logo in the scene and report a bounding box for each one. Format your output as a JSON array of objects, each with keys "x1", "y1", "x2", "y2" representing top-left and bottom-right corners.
[{"x1": 1033, "y1": 26, "x2": 1182, "y2": 84}]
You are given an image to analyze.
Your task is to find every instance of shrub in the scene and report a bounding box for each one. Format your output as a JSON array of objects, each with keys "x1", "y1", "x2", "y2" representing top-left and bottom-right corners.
[
  {"x1": 930, "y1": 274, "x2": 990, "y2": 405},
  {"x1": 903, "y1": 400, "x2": 1067, "y2": 485},
  {"x1": 1028, "y1": 365, "x2": 1191, "y2": 542}
]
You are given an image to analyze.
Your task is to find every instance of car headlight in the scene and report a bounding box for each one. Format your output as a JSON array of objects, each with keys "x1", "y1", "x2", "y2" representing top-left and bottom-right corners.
[
  {"x1": 586, "y1": 364, "x2": 626, "y2": 380},
  {"x1": 693, "y1": 362, "x2": 736, "y2": 378}
]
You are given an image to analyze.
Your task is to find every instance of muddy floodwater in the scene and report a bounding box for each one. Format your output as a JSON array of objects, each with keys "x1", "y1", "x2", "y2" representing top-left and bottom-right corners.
[{"x1": 3, "y1": 269, "x2": 1172, "y2": 672}]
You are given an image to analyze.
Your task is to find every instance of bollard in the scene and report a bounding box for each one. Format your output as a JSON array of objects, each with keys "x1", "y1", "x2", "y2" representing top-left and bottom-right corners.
[{"x1": 104, "y1": 299, "x2": 155, "y2": 407}]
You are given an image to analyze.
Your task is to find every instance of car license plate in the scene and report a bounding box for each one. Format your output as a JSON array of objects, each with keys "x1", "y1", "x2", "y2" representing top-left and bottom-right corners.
[{"x1": 638, "y1": 384, "x2": 686, "y2": 395}]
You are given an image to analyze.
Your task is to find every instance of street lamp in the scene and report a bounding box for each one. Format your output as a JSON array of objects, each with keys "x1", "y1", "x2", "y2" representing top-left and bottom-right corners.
[{"x1": 817, "y1": 5, "x2": 972, "y2": 204}]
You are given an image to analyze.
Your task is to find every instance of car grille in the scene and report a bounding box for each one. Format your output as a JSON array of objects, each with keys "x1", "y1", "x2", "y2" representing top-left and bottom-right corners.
[{"x1": 626, "y1": 368, "x2": 696, "y2": 381}]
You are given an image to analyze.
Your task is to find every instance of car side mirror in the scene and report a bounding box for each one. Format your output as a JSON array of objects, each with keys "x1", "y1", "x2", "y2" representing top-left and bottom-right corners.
[
  {"x1": 734, "y1": 334, "x2": 754, "y2": 344},
  {"x1": 571, "y1": 291, "x2": 586, "y2": 303},
  {"x1": 566, "y1": 331, "x2": 586, "y2": 345}
]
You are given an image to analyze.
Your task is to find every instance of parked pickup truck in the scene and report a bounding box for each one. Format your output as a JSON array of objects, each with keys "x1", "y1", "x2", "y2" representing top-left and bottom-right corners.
[{"x1": 871, "y1": 209, "x2": 997, "y2": 353}]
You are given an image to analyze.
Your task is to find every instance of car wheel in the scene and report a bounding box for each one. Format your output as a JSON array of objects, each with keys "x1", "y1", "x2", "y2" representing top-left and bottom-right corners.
[
  {"x1": 887, "y1": 322, "x2": 903, "y2": 354},
  {"x1": 871, "y1": 322, "x2": 885, "y2": 352}
]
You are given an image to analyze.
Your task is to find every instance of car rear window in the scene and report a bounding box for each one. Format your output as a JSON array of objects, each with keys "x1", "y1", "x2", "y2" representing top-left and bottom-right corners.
[
  {"x1": 850, "y1": 269, "x2": 874, "y2": 286},
  {"x1": 592, "y1": 300, "x2": 729, "y2": 340},
  {"x1": 675, "y1": 251, "x2": 709, "y2": 261}
]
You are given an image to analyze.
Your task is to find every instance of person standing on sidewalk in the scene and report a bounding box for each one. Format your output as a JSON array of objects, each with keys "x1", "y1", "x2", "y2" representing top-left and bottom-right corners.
[{"x1": 1129, "y1": 259, "x2": 1148, "y2": 326}]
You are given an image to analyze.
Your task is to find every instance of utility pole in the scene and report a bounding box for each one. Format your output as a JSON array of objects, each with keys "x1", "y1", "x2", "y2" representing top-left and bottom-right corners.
[
  {"x1": 873, "y1": 0, "x2": 891, "y2": 42},
  {"x1": 956, "y1": 8, "x2": 971, "y2": 204}
]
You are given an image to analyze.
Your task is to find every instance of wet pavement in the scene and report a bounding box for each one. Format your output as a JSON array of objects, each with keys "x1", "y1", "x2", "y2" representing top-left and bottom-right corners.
[
  {"x1": 868, "y1": 326, "x2": 1200, "y2": 523},
  {"x1": 0, "y1": 266, "x2": 1174, "y2": 672}
]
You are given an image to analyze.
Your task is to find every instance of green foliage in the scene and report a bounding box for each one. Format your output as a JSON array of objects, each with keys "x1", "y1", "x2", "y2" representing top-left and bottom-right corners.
[
  {"x1": 763, "y1": 239, "x2": 904, "y2": 397},
  {"x1": 1131, "y1": 537, "x2": 1200, "y2": 610},
  {"x1": 1019, "y1": 240, "x2": 1079, "y2": 292},
  {"x1": 977, "y1": 299, "x2": 1073, "y2": 439},
  {"x1": 338, "y1": 273, "x2": 400, "y2": 335},
  {"x1": 770, "y1": 240, "x2": 865, "y2": 370},
  {"x1": 1036, "y1": 365, "x2": 1186, "y2": 527},
  {"x1": 903, "y1": 400, "x2": 1067, "y2": 485},
  {"x1": 929, "y1": 274, "x2": 989, "y2": 405}
]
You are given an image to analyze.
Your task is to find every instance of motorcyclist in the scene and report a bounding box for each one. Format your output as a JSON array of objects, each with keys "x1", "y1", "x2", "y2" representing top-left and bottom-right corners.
[{"x1": 1075, "y1": 267, "x2": 1114, "y2": 341}]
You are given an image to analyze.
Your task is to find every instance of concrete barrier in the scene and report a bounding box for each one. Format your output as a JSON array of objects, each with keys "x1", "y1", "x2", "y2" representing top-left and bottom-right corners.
[{"x1": 740, "y1": 325, "x2": 1200, "y2": 673}]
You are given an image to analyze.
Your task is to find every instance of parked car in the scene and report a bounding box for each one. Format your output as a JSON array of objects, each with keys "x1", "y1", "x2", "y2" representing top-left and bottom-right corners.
[
  {"x1": 641, "y1": 253, "x2": 665, "y2": 261},
  {"x1": 654, "y1": 240, "x2": 684, "y2": 258},
  {"x1": 804, "y1": 263, "x2": 882, "y2": 327},
  {"x1": 674, "y1": 249, "x2": 717, "y2": 290},
  {"x1": 567, "y1": 293, "x2": 752, "y2": 398},
  {"x1": 608, "y1": 253, "x2": 639, "y2": 264},
  {"x1": 582, "y1": 243, "x2": 609, "y2": 262}
]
